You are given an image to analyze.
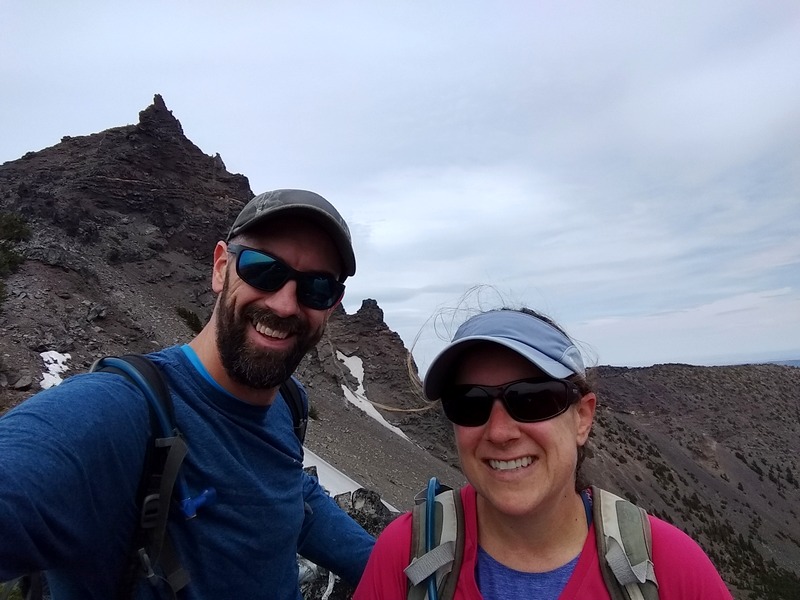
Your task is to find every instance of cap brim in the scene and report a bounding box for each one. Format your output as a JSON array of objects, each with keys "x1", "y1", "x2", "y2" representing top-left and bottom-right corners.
[
  {"x1": 423, "y1": 336, "x2": 575, "y2": 401},
  {"x1": 229, "y1": 203, "x2": 356, "y2": 278}
]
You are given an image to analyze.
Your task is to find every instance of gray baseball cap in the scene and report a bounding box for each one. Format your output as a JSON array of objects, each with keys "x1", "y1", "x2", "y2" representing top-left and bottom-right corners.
[
  {"x1": 226, "y1": 189, "x2": 356, "y2": 278},
  {"x1": 423, "y1": 310, "x2": 586, "y2": 401}
]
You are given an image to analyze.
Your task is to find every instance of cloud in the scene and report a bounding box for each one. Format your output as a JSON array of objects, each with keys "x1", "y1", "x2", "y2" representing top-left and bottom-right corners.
[
  {"x1": 575, "y1": 288, "x2": 800, "y2": 366},
  {"x1": 3, "y1": 1, "x2": 799, "y2": 370}
]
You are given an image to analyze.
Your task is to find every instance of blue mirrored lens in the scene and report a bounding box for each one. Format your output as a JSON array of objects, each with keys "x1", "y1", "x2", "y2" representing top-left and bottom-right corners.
[
  {"x1": 231, "y1": 245, "x2": 344, "y2": 310},
  {"x1": 238, "y1": 250, "x2": 288, "y2": 291},
  {"x1": 298, "y1": 275, "x2": 343, "y2": 310}
]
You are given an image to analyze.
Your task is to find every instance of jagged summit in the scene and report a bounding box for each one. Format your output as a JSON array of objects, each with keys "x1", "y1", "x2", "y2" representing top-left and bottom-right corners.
[
  {"x1": 355, "y1": 298, "x2": 384, "y2": 322},
  {"x1": 138, "y1": 93, "x2": 185, "y2": 136},
  {"x1": 0, "y1": 94, "x2": 252, "y2": 261}
]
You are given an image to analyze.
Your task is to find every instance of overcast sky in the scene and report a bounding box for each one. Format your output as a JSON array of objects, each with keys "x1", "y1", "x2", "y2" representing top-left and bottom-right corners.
[{"x1": 2, "y1": 1, "x2": 799, "y2": 371}]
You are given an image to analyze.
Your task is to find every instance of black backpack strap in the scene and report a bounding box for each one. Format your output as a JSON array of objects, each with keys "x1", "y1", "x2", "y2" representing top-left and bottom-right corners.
[
  {"x1": 280, "y1": 377, "x2": 308, "y2": 444},
  {"x1": 107, "y1": 355, "x2": 176, "y2": 432},
  {"x1": 22, "y1": 572, "x2": 44, "y2": 600},
  {"x1": 91, "y1": 354, "x2": 191, "y2": 599}
]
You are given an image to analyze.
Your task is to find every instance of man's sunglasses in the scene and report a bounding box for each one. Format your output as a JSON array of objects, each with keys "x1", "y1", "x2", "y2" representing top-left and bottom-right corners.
[
  {"x1": 440, "y1": 378, "x2": 582, "y2": 427},
  {"x1": 227, "y1": 244, "x2": 344, "y2": 310}
]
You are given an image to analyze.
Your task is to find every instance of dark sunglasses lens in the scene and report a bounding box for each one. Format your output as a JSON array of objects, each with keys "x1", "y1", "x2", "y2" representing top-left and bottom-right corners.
[
  {"x1": 441, "y1": 387, "x2": 493, "y2": 426},
  {"x1": 441, "y1": 380, "x2": 576, "y2": 426},
  {"x1": 296, "y1": 275, "x2": 344, "y2": 310},
  {"x1": 504, "y1": 380, "x2": 572, "y2": 422},
  {"x1": 237, "y1": 250, "x2": 288, "y2": 291}
]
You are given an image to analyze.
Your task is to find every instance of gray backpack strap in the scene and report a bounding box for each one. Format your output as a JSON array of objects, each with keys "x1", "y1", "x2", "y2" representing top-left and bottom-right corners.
[
  {"x1": 406, "y1": 541, "x2": 456, "y2": 587},
  {"x1": 592, "y1": 486, "x2": 659, "y2": 600},
  {"x1": 405, "y1": 483, "x2": 464, "y2": 600}
]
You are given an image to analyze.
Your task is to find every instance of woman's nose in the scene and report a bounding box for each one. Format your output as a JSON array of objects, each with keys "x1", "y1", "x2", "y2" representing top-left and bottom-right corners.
[{"x1": 483, "y1": 398, "x2": 520, "y2": 443}]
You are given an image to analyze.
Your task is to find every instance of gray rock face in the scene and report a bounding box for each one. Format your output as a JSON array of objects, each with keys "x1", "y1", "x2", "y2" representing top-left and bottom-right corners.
[{"x1": 299, "y1": 481, "x2": 397, "y2": 599}]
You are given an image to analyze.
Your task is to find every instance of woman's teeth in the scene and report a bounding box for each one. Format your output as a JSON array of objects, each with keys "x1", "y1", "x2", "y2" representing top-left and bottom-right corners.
[{"x1": 489, "y1": 456, "x2": 533, "y2": 471}]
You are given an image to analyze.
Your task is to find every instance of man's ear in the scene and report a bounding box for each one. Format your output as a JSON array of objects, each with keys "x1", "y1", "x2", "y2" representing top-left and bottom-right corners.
[
  {"x1": 212, "y1": 242, "x2": 229, "y2": 294},
  {"x1": 332, "y1": 289, "x2": 344, "y2": 311},
  {"x1": 323, "y1": 292, "x2": 344, "y2": 324}
]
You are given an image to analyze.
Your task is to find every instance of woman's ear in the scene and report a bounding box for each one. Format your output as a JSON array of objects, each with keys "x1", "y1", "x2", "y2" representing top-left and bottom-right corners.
[{"x1": 575, "y1": 392, "x2": 596, "y2": 445}]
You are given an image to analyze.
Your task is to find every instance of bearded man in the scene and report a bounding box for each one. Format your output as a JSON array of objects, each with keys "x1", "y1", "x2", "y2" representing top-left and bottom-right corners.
[{"x1": 0, "y1": 190, "x2": 375, "y2": 599}]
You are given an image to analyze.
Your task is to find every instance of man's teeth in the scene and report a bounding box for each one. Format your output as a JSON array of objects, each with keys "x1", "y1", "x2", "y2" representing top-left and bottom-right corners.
[
  {"x1": 254, "y1": 322, "x2": 289, "y2": 339},
  {"x1": 489, "y1": 456, "x2": 533, "y2": 471}
]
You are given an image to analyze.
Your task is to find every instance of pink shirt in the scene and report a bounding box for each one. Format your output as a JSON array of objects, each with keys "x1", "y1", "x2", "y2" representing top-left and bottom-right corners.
[{"x1": 354, "y1": 485, "x2": 733, "y2": 600}]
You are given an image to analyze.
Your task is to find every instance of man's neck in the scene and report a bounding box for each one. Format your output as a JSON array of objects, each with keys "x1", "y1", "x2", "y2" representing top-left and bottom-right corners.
[{"x1": 188, "y1": 328, "x2": 279, "y2": 407}]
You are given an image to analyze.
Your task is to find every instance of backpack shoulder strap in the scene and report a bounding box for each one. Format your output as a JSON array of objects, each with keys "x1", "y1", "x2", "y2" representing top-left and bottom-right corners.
[
  {"x1": 280, "y1": 376, "x2": 308, "y2": 444},
  {"x1": 405, "y1": 480, "x2": 464, "y2": 600},
  {"x1": 91, "y1": 354, "x2": 191, "y2": 599},
  {"x1": 95, "y1": 354, "x2": 176, "y2": 432},
  {"x1": 592, "y1": 486, "x2": 659, "y2": 600},
  {"x1": 0, "y1": 573, "x2": 44, "y2": 600}
]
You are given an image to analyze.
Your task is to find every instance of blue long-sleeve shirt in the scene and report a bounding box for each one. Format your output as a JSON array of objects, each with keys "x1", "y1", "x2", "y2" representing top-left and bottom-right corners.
[{"x1": 0, "y1": 345, "x2": 374, "y2": 599}]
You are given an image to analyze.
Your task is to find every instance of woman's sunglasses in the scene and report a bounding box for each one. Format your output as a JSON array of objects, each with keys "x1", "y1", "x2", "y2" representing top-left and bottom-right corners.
[
  {"x1": 227, "y1": 244, "x2": 345, "y2": 310},
  {"x1": 440, "y1": 378, "x2": 582, "y2": 427}
]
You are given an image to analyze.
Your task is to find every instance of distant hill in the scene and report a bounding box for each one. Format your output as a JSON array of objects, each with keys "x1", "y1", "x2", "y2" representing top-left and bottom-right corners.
[
  {"x1": 771, "y1": 359, "x2": 800, "y2": 368},
  {"x1": 1, "y1": 96, "x2": 797, "y2": 599}
]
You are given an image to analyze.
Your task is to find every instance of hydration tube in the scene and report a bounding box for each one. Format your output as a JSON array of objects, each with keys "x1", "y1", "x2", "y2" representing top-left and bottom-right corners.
[
  {"x1": 425, "y1": 476, "x2": 441, "y2": 600},
  {"x1": 98, "y1": 357, "x2": 215, "y2": 518},
  {"x1": 100, "y1": 357, "x2": 174, "y2": 436}
]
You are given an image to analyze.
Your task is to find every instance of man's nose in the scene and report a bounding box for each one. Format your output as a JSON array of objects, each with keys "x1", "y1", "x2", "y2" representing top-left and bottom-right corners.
[{"x1": 263, "y1": 279, "x2": 301, "y2": 317}]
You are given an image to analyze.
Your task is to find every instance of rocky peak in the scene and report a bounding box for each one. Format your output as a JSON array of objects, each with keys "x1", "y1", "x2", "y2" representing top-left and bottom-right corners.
[
  {"x1": 355, "y1": 298, "x2": 384, "y2": 324},
  {"x1": 137, "y1": 93, "x2": 185, "y2": 137}
]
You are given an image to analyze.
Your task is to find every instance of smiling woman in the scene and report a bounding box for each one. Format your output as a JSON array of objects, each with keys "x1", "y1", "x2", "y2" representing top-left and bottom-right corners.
[{"x1": 354, "y1": 307, "x2": 734, "y2": 600}]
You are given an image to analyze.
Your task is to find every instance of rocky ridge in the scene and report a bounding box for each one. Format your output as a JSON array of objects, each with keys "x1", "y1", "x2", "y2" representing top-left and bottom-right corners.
[{"x1": 1, "y1": 96, "x2": 798, "y2": 599}]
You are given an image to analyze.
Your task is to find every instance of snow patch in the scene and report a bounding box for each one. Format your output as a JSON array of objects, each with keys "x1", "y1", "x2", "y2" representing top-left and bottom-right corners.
[
  {"x1": 303, "y1": 448, "x2": 397, "y2": 512},
  {"x1": 40, "y1": 351, "x2": 71, "y2": 389},
  {"x1": 336, "y1": 351, "x2": 409, "y2": 441},
  {"x1": 303, "y1": 448, "x2": 364, "y2": 497}
]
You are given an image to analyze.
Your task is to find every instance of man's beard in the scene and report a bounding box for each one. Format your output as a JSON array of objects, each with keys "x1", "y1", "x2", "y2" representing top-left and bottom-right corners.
[{"x1": 215, "y1": 277, "x2": 324, "y2": 389}]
